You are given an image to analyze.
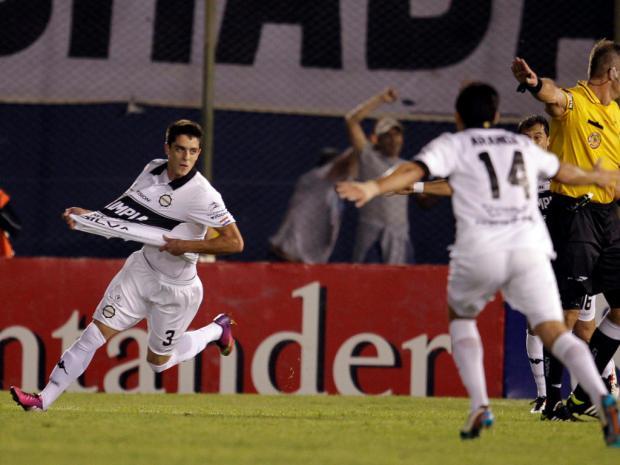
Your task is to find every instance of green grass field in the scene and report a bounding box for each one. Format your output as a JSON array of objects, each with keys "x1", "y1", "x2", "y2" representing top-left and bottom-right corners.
[{"x1": 1, "y1": 393, "x2": 619, "y2": 465}]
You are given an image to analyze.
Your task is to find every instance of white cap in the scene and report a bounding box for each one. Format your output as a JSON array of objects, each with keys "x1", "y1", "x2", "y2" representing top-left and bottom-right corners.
[{"x1": 374, "y1": 117, "x2": 403, "y2": 136}]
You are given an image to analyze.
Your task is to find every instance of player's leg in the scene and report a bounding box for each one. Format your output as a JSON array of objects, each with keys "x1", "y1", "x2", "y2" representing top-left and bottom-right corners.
[
  {"x1": 505, "y1": 250, "x2": 577, "y2": 421},
  {"x1": 597, "y1": 302, "x2": 619, "y2": 394},
  {"x1": 568, "y1": 241, "x2": 620, "y2": 412},
  {"x1": 604, "y1": 360, "x2": 619, "y2": 399},
  {"x1": 537, "y1": 319, "x2": 620, "y2": 446},
  {"x1": 534, "y1": 322, "x2": 607, "y2": 411},
  {"x1": 11, "y1": 253, "x2": 148, "y2": 411},
  {"x1": 575, "y1": 318, "x2": 618, "y2": 397},
  {"x1": 145, "y1": 278, "x2": 235, "y2": 373},
  {"x1": 544, "y1": 202, "x2": 599, "y2": 414},
  {"x1": 545, "y1": 258, "x2": 597, "y2": 417},
  {"x1": 447, "y1": 253, "x2": 503, "y2": 439},
  {"x1": 40, "y1": 320, "x2": 117, "y2": 408},
  {"x1": 573, "y1": 295, "x2": 596, "y2": 343},
  {"x1": 570, "y1": 305, "x2": 620, "y2": 410},
  {"x1": 506, "y1": 250, "x2": 620, "y2": 445},
  {"x1": 535, "y1": 320, "x2": 619, "y2": 445},
  {"x1": 525, "y1": 325, "x2": 546, "y2": 412},
  {"x1": 539, "y1": 304, "x2": 581, "y2": 418},
  {"x1": 10, "y1": 320, "x2": 115, "y2": 412}
]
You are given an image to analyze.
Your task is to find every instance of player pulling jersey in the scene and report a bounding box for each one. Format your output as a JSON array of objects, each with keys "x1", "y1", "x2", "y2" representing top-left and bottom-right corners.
[{"x1": 100, "y1": 159, "x2": 235, "y2": 280}]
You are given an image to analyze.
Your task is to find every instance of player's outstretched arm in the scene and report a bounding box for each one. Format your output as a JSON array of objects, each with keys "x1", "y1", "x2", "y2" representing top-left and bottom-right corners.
[
  {"x1": 62, "y1": 207, "x2": 91, "y2": 229},
  {"x1": 415, "y1": 179, "x2": 453, "y2": 196},
  {"x1": 511, "y1": 57, "x2": 567, "y2": 117},
  {"x1": 553, "y1": 160, "x2": 620, "y2": 189},
  {"x1": 337, "y1": 161, "x2": 426, "y2": 207},
  {"x1": 388, "y1": 179, "x2": 453, "y2": 196},
  {"x1": 159, "y1": 222, "x2": 244, "y2": 256}
]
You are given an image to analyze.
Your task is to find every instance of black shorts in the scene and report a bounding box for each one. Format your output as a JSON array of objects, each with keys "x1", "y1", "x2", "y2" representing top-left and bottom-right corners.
[{"x1": 547, "y1": 194, "x2": 620, "y2": 309}]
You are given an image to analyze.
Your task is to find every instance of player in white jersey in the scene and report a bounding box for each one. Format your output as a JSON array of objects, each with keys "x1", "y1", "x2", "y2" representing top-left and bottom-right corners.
[
  {"x1": 517, "y1": 115, "x2": 552, "y2": 413},
  {"x1": 411, "y1": 115, "x2": 618, "y2": 415},
  {"x1": 336, "y1": 83, "x2": 620, "y2": 445},
  {"x1": 10, "y1": 119, "x2": 244, "y2": 411}
]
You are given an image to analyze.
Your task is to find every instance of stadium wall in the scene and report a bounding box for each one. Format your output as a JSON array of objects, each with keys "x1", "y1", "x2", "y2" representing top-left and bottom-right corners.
[{"x1": 1, "y1": 258, "x2": 505, "y2": 397}]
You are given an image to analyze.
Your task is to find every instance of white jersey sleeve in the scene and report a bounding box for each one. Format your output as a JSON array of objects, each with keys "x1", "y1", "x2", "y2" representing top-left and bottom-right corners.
[
  {"x1": 187, "y1": 185, "x2": 236, "y2": 228},
  {"x1": 525, "y1": 139, "x2": 560, "y2": 180},
  {"x1": 413, "y1": 132, "x2": 459, "y2": 178}
]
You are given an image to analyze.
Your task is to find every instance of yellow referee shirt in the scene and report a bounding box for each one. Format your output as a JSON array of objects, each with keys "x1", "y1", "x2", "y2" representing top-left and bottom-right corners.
[{"x1": 549, "y1": 81, "x2": 620, "y2": 203}]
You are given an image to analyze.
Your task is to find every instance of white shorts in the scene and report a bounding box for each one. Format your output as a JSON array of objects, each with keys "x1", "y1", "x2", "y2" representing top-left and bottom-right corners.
[
  {"x1": 577, "y1": 294, "x2": 596, "y2": 322},
  {"x1": 448, "y1": 249, "x2": 563, "y2": 328},
  {"x1": 93, "y1": 251, "x2": 203, "y2": 355}
]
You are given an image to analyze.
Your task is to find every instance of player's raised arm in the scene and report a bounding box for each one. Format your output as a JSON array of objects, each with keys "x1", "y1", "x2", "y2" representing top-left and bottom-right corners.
[
  {"x1": 511, "y1": 57, "x2": 567, "y2": 118},
  {"x1": 336, "y1": 161, "x2": 426, "y2": 207}
]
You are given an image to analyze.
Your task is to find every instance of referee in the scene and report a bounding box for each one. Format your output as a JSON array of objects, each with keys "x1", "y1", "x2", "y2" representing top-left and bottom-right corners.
[{"x1": 512, "y1": 40, "x2": 620, "y2": 416}]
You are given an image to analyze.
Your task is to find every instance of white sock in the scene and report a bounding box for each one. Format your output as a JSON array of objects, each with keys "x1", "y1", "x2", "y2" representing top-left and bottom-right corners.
[
  {"x1": 599, "y1": 317, "x2": 620, "y2": 340},
  {"x1": 602, "y1": 359, "x2": 616, "y2": 379},
  {"x1": 40, "y1": 323, "x2": 106, "y2": 410},
  {"x1": 149, "y1": 323, "x2": 222, "y2": 373},
  {"x1": 526, "y1": 332, "x2": 546, "y2": 397},
  {"x1": 551, "y1": 332, "x2": 607, "y2": 414},
  {"x1": 450, "y1": 319, "x2": 489, "y2": 412}
]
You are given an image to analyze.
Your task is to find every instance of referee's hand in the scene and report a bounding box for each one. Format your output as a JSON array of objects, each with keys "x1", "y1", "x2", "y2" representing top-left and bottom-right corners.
[{"x1": 511, "y1": 57, "x2": 538, "y2": 86}]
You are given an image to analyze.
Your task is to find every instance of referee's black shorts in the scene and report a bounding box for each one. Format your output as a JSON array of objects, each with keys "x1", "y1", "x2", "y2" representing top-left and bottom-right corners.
[{"x1": 547, "y1": 193, "x2": 620, "y2": 309}]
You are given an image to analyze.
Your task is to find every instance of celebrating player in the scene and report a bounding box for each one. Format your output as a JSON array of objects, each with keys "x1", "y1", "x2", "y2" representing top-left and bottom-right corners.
[
  {"x1": 10, "y1": 119, "x2": 243, "y2": 411},
  {"x1": 336, "y1": 83, "x2": 620, "y2": 445}
]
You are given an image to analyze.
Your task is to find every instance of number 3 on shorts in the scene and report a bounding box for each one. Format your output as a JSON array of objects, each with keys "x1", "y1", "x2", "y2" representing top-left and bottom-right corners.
[{"x1": 162, "y1": 330, "x2": 175, "y2": 346}]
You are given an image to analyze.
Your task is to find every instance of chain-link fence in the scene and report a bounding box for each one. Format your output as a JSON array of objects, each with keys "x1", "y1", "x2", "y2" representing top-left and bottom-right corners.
[{"x1": 0, "y1": 0, "x2": 615, "y2": 263}]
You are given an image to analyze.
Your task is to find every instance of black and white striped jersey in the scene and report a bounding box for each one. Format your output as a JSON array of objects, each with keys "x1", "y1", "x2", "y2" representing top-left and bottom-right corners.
[
  {"x1": 537, "y1": 179, "x2": 553, "y2": 220},
  {"x1": 101, "y1": 159, "x2": 235, "y2": 279}
]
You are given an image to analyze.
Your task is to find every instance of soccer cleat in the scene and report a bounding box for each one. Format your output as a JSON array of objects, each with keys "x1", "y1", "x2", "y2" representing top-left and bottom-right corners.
[
  {"x1": 541, "y1": 401, "x2": 579, "y2": 422},
  {"x1": 530, "y1": 396, "x2": 546, "y2": 414},
  {"x1": 460, "y1": 406, "x2": 494, "y2": 440},
  {"x1": 600, "y1": 394, "x2": 620, "y2": 447},
  {"x1": 566, "y1": 393, "x2": 598, "y2": 418},
  {"x1": 10, "y1": 386, "x2": 43, "y2": 412},
  {"x1": 213, "y1": 313, "x2": 235, "y2": 356}
]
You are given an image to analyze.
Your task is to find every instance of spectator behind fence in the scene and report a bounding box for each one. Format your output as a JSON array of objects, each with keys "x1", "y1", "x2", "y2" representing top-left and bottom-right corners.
[
  {"x1": 345, "y1": 88, "x2": 413, "y2": 264},
  {"x1": 269, "y1": 147, "x2": 357, "y2": 263},
  {"x1": 0, "y1": 189, "x2": 21, "y2": 258}
]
